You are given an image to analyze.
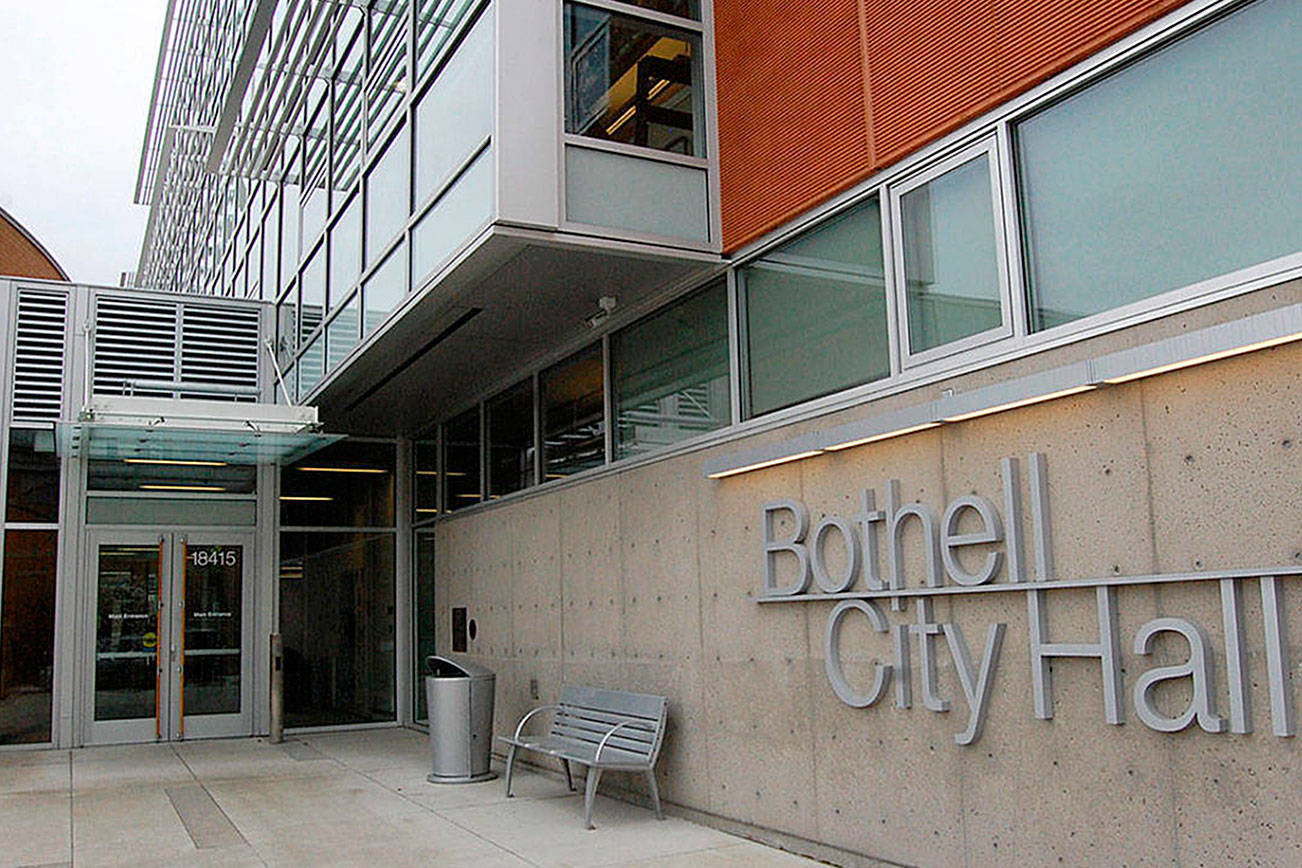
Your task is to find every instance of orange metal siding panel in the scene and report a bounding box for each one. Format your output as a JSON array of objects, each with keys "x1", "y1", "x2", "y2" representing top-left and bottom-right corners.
[
  {"x1": 716, "y1": 0, "x2": 1195, "y2": 253},
  {"x1": 715, "y1": 0, "x2": 870, "y2": 253}
]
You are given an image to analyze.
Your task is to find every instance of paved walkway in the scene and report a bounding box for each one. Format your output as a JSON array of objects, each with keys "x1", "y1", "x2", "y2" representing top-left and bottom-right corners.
[{"x1": 0, "y1": 728, "x2": 821, "y2": 867}]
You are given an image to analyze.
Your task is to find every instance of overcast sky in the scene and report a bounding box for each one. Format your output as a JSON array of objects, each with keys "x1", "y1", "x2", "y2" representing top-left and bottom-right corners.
[{"x1": 0, "y1": 0, "x2": 168, "y2": 286}]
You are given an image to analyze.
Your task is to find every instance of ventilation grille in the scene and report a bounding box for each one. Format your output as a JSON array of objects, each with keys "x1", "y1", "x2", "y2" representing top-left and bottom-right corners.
[
  {"x1": 11, "y1": 289, "x2": 69, "y2": 422},
  {"x1": 180, "y1": 304, "x2": 260, "y2": 399},
  {"x1": 92, "y1": 296, "x2": 261, "y2": 401}
]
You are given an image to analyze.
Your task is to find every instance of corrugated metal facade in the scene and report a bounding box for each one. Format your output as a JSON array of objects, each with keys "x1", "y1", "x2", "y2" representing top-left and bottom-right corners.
[{"x1": 715, "y1": 0, "x2": 1190, "y2": 252}]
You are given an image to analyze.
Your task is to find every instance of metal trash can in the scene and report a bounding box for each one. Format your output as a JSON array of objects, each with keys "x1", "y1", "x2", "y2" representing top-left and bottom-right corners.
[{"x1": 425, "y1": 655, "x2": 497, "y2": 784}]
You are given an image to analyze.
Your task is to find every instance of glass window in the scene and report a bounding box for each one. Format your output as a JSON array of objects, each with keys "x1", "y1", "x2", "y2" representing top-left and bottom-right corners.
[
  {"x1": 281, "y1": 439, "x2": 395, "y2": 527},
  {"x1": 622, "y1": 0, "x2": 698, "y2": 17},
  {"x1": 297, "y1": 333, "x2": 324, "y2": 400},
  {"x1": 414, "y1": 532, "x2": 436, "y2": 722},
  {"x1": 1, "y1": 530, "x2": 57, "y2": 744},
  {"x1": 332, "y1": 35, "x2": 365, "y2": 197},
  {"x1": 86, "y1": 460, "x2": 256, "y2": 494},
  {"x1": 744, "y1": 196, "x2": 889, "y2": 416},
  {"x1": 487, "y1": 379, "x2": 535, "y2": 497},
  {"x1": 410, "y1": 147, "x2": 493, "y2": 285},
  {"x1": 541, "y1": 343, "x2": 605, "y2": 479},
  {"x1": 1017, "y1": 0, "x2": 1302, "y2": 330},
  {"x1": 613, "y1": 281, "x2": 729, "y2": 459},
  {"x1": 364, "y1": 241, "x2": 407, "y2": 336},
  {"x1": 276, "y1": 295, "x2": 298, "y2": 368},
  {"x1": 329, "y1": 195, "x2": 362, "y2": 310},
  {"x1": 281, "y1": 180, "x2": 301, "y2": 289},
  {"x1": 279, "y1": 531, "x2": 395, "y2": 727},
  {"x1": 414, "y1": 440, "x2": 438, "y2": 520},
  {"x1": 414, "y1": 11, "x2": 492, "y2": 207},
  {"x1": 300, "y1": 243, "x2": 326, "y2": 344},
  {"x1": 261, "y1": 199, "x2": 280, "y2": 297},
  {"x1": 367, "y1": 0, "x2": 409, "y2": 148},
  {"x1": 327, "y1": 294, "x2": 359, "y2": 372},
  {"x1": 442, "y1": 408, "x2": 481, "y2": 511},
  {"x1": 417, "y1": 0, "x2": 476, "y2": 80},
  {"x1": 366, "y1": 126, "x2": 410, "y2": 267},
  {"x1": 899, "y1": 152, "x2": 1003, "y2": 355},
  {"x1": 564, "y1": 4, "x2": 702, "y2": 156},
  {"x1": 6, "y1": 429, "x2": 59, "y2": 522}
]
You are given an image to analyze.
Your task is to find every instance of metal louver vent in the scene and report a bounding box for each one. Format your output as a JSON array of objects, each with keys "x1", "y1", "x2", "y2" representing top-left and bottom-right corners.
[
  {"x1": 92, "y1": 297, "x2": 177, "y2": 397},
  {"x1": 179, "y1": 304, "x2": 260, "y2": 400},
  {"x1": 11, "y1": 289, "x2": 68, "y2": 422},
  {"x1": 92, "y1": 297, "x2": 261, "y2": 402}
]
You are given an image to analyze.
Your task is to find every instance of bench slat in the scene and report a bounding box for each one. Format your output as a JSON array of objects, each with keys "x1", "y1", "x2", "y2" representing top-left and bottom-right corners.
[{"x1": 559, "y1": 685, "x2": 667, "y2": 721}]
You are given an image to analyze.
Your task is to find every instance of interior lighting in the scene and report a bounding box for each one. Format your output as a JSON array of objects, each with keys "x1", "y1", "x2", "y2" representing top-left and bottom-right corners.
[
  {"x1": 279, "y1": 495, "x2": 334, "y2": 501},
  {"x1": 706, "y1": 450, "x2": 824, "y2": 480},
  {"x1": 1102, "y1": 331, "x2": 1302, "y2": 384},
  {"x1": 941, "y1": 385, "x2": 1097, "y2": 423},
  {"x1": 124, "y1": 458, "x2": 229, "y2": 467},
  {"x1": 824, "y1": 422, "x2": 942, "y2": 451},
  {"x1": 456, "y1": 493, "x2": 483, "y2": 499},
  {"x1": 606, "y1": 105, "x2": 637, "y2": 136},
  {"x1": 416, "y1": 508, "x2": 440, "y2": 514},
  {"x1": 296, "y1": 466, "x2": 388, "y2": 473},
  {"x1": 140, "y1": 484, "x2": 226, "y2": 492}
]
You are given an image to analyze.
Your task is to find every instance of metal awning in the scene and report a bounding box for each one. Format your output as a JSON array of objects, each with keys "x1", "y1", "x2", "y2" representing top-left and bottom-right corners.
[{"x1": 56, "y1": 396, "x2": 342, "y2": 465}]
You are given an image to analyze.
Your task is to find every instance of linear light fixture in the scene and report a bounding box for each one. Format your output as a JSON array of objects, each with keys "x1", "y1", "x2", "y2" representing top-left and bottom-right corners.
[
  {"x1": 606, "y1": 105, "x2": 637, "y2": 135},
  {"x1": 707, "y1": 450, "x2": 824, "y2": 480},
  {"x1": 1102, "y1": 331, "x2": 1302, "y2": 384},
  {"x1": 942, "y1": 384, "x2": 1097, "y2": 423},
  {"x1": 279, "y1": 495, "x2": 333, "y2": 501},
  {"x1": 296, "y1": 466, "x2": 388, "y2": 474},
  {"x1": 124, "y1": 458, "x2": 229, "y2": 467},
  {"x1": 824, "y1": 422, "x2": 942, "y2": 451},
  {"x1": 140, "y1": 484, "x2": 226, "y2": 492},
  {"x1": 416, "y1": 508, "x2": 440, "y2": 514}
]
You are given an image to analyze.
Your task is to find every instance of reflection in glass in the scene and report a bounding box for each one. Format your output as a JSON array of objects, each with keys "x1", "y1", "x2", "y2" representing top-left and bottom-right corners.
[
  {"x1": 277, "y1": 296, "x2": 297, "y2": 368},
  {"x1": 86, "y1": 460, "x2": 256, "y2": 494},
  {"x1": 94, "y1": 543, "x2": 160, "y2": 722},
  {"x1": 442, "y1": 408, "x2": 481, "y2": 511},
  {"x1": 417, "y1": 0, "x2": 477, "y2": 80},
  {"x1": 1017, "y1": 0, "x2": 1302, "y2": 330},
  {"x1": 297, "y1": 334, "x2": 324, "y2": 400},
  {"x1": 1, "y1": 531, "x2": 57, "y2": 743},
  {"x1": 281, "y1": 439, "x2": 395, "y2": 527},
  {"x1": 414, "y1": 533, "x2": 436, "y2": 721},
  {"x1": 182, "y1": 543, "x2": 242, "y2": 716},
  {"x1": 327, "y1": 294, "x2": 360, "y2": 372},
  {"x1": 300, "y1": 244, "x2": 326, "y2": 344},
  {"x1": 614, "y1": 282, "x2": 728, "y2": 458},
  {"x1": 415, "y1": 11, "x2": 492, "y2": 207},
  {"x1": 744, "y1": 197, "x2": 889, "y2": 416},
  {"x1": 279, "y1": 532, "x2": 395, "y2": 727},
  {"x1": 410, "y1": 147, "x2": 493, "y2": 285},
  {"x1": 565, "y1": 5, "x2": 700, "y2": 156},
  {"x1": 6, "y1": 429, "x2": 59, "y2": 522},
  {"x1": 367, "y1": 0, "x2": 409, "y2": 149},
  {"x1": 329, "y1": 195, "x2": 362, "y2": 312},
  {"x1": 366, "y1": 126, "x2": 410, "y2": 267},
  {"x1": 414, "y1": 440, "x2": 438, "y2": 520},
  {"x1": 487, "y1": 379, "x2": 535, "y2": 497},
  {"x1": 542, "y1": 344, "x2": 605, "y2": 478},
  {"x1": 901, "y1": 155, "x2": 1002, "y2": 353},
  {"x1": 364, "y1": 241, "x2": 406, "y2": 336}
]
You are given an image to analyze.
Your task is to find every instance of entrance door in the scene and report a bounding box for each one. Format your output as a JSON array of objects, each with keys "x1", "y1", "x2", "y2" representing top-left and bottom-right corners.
[{"x1": 86, "y1": 531, "x2": 253, "y2": 744}]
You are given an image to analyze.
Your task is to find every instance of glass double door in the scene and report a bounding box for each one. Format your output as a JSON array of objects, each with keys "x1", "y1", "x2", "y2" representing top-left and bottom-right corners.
[{"x1": 86, "y1": 531, "x2": 253, "y2": 743}]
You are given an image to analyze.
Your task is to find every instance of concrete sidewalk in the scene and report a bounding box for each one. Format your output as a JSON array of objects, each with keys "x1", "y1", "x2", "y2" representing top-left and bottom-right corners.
[{"x1": 0, "y1": 728, "x2": 822, "y2": 867}]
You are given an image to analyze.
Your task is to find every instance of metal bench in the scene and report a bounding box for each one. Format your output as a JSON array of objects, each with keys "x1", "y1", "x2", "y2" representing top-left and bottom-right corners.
[{"x1": 499, "y1": 684, "x2": 669, "y2": 829}]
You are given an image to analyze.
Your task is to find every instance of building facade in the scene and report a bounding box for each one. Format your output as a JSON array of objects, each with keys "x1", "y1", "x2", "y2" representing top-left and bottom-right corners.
[{"x1": 0, "y1": 0, "x2": 1299, "y2": 864}]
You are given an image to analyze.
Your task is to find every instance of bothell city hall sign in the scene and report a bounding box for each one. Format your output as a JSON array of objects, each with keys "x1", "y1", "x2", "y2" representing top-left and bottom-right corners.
[{"x1": 759, "y1": 454, "x2": 1298, "y2": 745}]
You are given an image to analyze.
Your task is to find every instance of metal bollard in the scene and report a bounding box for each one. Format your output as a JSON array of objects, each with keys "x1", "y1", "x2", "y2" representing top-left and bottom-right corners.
[{"x1": 269, "y1": 633, "x2": 284, "y2": 743}]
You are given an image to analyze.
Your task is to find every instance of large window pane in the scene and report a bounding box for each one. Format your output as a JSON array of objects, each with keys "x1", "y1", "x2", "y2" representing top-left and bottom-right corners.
[
  {"x1": 744, "y1": 197, "x2": 889, "y2": 416},
  {"x1": 414, "y1": 10, "x2": 492, "y2": 207},
  {"x1": 542, "y1": 344, "x2": 605, "y2": 478},
  {"x1": 564, "y1": 4, "x2": 701, "y2": 156},
  {"x1": 442, "y1": 408, "x2": 481, "y2": 511},
  {"x1": 414, "y1": 440, "x2": 438, "y2": 520},
  {"x1": 0, "y1": 530, "x2": 57, "y2": 744},
  {"x1": 365, "y1": 126, "x2": 410, "y2": 267},
  {"x1": 364, "y1": 241, "x2": 407, "y2": 336},
  {"x1": 6, "y1": 429, "x2": 59, "y2": 522},
  {"x1": 1017, "y1": 0, "x2": 1302, "y2": 330},
  {"x1": 329, "y1": 195, "x2": 362, "y2": 311},
  {"x1": 613, "y1": 282, "x2": 728, "y2": 459},
  {"x1": 410, "y1": 147, "x2": 493, "y2": 286},
  {"x1": 327, "y1": 294, "x2": 359, "y2": 372},
  {"x1": 279, "y1": 532, "x2": 395, "y2": 727},
  {"x1": 414, "y1": 532, "x2": 435, "y2": 722},
  {"x1": 300, "y1": 244, "x2": 326, "y2": 344},
  {"x1": 87, "y1": 460, "x2": 256, "y2": 494},
  {"x1": 281, "y1": 439, "x2": 395, "y2": 527},
  {"x1": 487, "y1": 379, "x2": 535, "y2": 497},
  {"x1": 901, "y1": 153, "x2": 1002, "y2": 354}
]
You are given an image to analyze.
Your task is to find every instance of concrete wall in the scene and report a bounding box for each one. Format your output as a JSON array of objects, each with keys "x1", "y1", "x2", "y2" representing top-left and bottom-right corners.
[{"x1": 434, "y1": 282, "x2": 1302, "y2": 866}]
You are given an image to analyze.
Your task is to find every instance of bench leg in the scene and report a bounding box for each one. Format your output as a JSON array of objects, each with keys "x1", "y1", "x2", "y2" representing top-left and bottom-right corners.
[
  {"x1": 583, "y1": 768, "x2": 603, "y2": 830},
  {"x1": 504, "y1": 745, "x2": 518, "y2": 798},
  {"x1": 563, "y1": 759, "x2": 575, "y2": 792},
  {"x1": 644, "y1": 770, "x2": 664, "y2": 820}
]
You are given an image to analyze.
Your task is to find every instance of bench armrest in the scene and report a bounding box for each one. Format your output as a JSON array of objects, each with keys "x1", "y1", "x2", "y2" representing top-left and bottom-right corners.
[
  {"x1": 512, "y1": 704, "x2": 563, "y2": 741},
  {"x1": 593, "y1": 719, "x2": 646, "y2": 764}
]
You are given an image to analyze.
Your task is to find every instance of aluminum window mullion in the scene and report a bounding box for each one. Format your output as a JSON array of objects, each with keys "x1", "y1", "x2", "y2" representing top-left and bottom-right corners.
[
  {"x1": 725, "y1": 268, "x2": 742, "y2": 426},
  {"x1": 602, "y1": 333, "x2": 614, "y2": 465},
  {"x1": 995, "y1": 119, "x2": 1031, "y2": 339}
]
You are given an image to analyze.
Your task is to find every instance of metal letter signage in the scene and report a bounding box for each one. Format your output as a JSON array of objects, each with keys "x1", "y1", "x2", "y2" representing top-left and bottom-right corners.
[{"x1": 757, "y1": 453, "x2": 1300, "y2": 745}]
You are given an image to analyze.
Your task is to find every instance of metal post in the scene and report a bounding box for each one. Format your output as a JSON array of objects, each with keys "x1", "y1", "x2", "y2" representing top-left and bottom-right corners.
[{"x1": 269, "y1": 633, "x2": 284, "y2": 743}]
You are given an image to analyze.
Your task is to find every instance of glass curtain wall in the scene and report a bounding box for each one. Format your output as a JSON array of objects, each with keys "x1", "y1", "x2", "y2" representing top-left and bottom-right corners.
[
  {"x1": 279, "y1": 440, "x2": 396, "y2": 728},
  {"x1": 542, "y1": 344, "x2": 605, "y2": 478},
  {"x1": 1, "y1": 428, "x2": 60, "y2": 744}
]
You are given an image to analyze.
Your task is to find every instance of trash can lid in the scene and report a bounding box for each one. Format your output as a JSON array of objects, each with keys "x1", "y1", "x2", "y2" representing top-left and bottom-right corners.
[{"x1": 425, "y1": 654, "x2": 494, "y2": 679}]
